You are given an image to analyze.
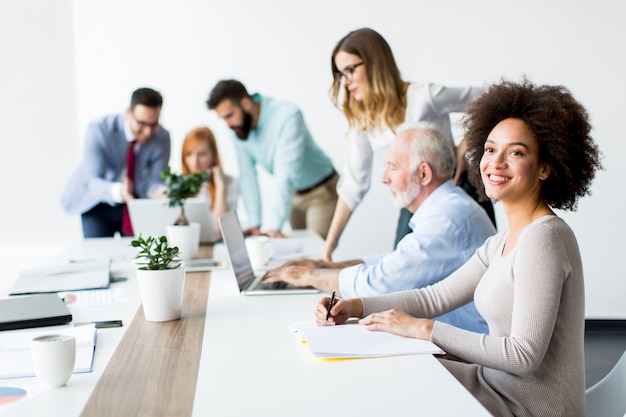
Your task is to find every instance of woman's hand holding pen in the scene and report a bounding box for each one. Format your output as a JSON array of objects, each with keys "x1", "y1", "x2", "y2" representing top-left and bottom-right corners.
[
  {"x1": 315, "y1": 296, "x2": 435, "y2": 340},
  {"x1": 315, "y1": 296, "x2": 363, "y2": 326}
]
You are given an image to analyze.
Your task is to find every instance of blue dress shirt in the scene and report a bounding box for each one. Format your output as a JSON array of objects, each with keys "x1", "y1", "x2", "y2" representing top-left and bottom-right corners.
[
  {"x1": 61, "y1": 114, "x2": 170, "y2": 215},
  {"x1": 338, "y1": 180, "x2": 496, "y2": 332}
]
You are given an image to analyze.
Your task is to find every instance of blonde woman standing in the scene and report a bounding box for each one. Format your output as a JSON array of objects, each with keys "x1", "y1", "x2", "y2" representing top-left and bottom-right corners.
[{"x1": 320, "y1": 27, "x2": 494, "y2": 261}]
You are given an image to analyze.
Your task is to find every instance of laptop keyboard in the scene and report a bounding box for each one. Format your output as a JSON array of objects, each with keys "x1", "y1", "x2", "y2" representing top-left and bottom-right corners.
[{"x1": 256, "y1": 281, "x2": 289, "y2": 290}]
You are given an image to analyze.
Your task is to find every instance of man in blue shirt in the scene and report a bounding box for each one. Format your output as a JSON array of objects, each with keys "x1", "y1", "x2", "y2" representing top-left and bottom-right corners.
[
  {"x1": 206, "y1": 80, "x2": 338, "y2": 238},
  {"x1": 263, "y1": 122, "x2": 495, "y2": 332},
  {"x1": 62, "y1": 87, "x2": 170, "y2": 238}
]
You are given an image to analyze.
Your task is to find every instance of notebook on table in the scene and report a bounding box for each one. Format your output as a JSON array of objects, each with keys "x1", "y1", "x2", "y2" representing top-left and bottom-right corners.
[
  {"x1": 0, "y1": 294, "x2": 72, "y2": 331},
  {"x1": 128, "y1": 198, "x2": 218, "y2": 244},
  {"x1": 10, "y1": 258, "x2": 111, "y2": 295},
  {"x1": 217, "y1": 211, "x2": 320, "y2": 296}
]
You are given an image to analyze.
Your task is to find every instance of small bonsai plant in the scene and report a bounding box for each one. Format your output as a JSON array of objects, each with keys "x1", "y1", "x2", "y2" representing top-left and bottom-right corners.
[
  {"x1": 130, "y1": 235, "x2": 181, "y2": 270},
  {"x1": 161, "y1": 166, "x2": 210, "y2": 225}
]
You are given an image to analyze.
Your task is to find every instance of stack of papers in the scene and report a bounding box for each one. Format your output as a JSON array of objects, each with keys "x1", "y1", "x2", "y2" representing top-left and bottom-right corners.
[
  {"x1": 290, "y1": 321, "x2": 444, "y2": 358},
  {"x1": 0, "y1": 324, "x2": 97, "y2": 379}
]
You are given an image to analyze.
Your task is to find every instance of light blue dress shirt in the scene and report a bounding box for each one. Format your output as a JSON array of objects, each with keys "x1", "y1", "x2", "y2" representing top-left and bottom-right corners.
[
  {"x1": 338, "y1": 180, "x2": 495, "y2": 332},
  {"x1": 61, "y1": 114, "x2": 170, "y2": 215},
  {"x1": 233, "y1": 94, "x2": 335, "y2": 231}
]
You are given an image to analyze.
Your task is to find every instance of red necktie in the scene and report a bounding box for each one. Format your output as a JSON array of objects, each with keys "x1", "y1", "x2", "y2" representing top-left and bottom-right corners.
[{"x1": 121, "y1": 140, "x2": 136, "y2": 236}]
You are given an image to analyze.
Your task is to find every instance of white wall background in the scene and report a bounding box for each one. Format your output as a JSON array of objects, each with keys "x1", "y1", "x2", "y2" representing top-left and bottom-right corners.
[{"x1": 1, "y1": 0, "x2": 624, "y2": 318}]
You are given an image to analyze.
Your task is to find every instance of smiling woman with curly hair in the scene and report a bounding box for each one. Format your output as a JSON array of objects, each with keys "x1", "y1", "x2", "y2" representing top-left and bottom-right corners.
[
  {"x1": 463, "y1": 78, "x2": 601, "y2": 211},
  {"x1": 316, "y1": 78, "x2": 603, "y2": 417}
]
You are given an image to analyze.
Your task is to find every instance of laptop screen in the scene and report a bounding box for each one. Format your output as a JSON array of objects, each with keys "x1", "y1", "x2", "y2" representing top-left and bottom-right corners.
[
  {"x1": 217, "y1": 211, "x2": 256, "y2": 291},
  {"x1": 128, "y1": 198, "x2": 217, "y2": 243}
]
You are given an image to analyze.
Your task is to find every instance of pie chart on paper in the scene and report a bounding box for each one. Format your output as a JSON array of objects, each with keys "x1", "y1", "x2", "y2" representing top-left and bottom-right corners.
[{"x1": 0, "y1": 387, "x2": 27, "y2": 405}]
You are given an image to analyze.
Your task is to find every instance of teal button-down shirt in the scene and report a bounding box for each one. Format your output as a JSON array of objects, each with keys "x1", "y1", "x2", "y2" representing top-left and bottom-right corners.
[{"x1": 233, "y1": 94, "x2": 335, "y2": 231}]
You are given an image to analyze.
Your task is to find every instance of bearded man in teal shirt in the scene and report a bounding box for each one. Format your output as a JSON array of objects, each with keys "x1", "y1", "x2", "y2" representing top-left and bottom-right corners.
[{"x1": 207, "y1": 79, "x2": 338, "y2": 238}]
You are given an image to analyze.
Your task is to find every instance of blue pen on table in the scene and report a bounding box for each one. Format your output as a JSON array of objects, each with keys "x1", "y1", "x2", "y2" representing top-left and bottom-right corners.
[{"x1": 325, "y1": 291, "x2": 336, "y2": 322}]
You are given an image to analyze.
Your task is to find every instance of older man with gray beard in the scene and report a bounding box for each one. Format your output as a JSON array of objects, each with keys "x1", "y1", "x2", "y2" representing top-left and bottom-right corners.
[{"x1": 263, "y1": 122, "x2": 495, "y2": 332}]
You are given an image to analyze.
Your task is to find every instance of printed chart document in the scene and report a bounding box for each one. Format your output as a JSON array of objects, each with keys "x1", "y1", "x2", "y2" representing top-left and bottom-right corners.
[
  {"x1": 58, "y1": 287, "x2": 129, "y2": 308},
  {"x1": 0, "y1": 324, "x2": 97, "y2": 379},
  {"x1": 290, "y1": 321, "x2": 444, "y2": 358}
]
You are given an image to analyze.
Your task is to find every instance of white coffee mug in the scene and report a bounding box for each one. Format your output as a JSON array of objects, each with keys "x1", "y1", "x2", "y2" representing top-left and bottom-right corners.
[
  {"x1": 31, "y1": 334, "x2": 76, "y2": 387},
  {"x1": 245, "y1": 236, "x2": 274, "y2": 269}
]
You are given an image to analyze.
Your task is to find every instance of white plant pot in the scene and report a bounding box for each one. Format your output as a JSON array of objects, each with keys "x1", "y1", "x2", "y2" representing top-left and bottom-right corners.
[
  {"x1": 136, "y1": 267, "x2": 186, "y2": 322},
  {"x1": 166, "y1": 223, "x2": 200, "y2": 260}
]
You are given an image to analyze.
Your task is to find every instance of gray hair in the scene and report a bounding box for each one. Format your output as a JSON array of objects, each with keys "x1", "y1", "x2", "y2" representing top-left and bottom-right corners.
[{"x1": 396, "y1": 122, "x2": 456, "y2": 178}]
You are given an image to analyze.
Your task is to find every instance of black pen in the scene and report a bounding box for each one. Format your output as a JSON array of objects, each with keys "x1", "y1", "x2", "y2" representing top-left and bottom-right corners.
[
  {"x1": 325, "y1": 291, "x2": 336, "y2": 322},
  {"x1": 75, "y1": 320, "x2": 123, "y2": 329}
]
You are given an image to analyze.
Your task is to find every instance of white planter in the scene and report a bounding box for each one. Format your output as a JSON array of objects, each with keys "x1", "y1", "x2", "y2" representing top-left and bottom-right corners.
[
  {"x1": 166, "y1": 223, "x2": 200, "y2": 260},
  {"x1": 136, "y1": 267, "x2": 186, "y2": 322}
]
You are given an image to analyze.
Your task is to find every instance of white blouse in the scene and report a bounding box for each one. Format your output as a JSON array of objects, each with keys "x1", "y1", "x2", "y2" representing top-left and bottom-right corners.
[{"x1": 337, "y1": 82, "x2": 483, "y2": 210}]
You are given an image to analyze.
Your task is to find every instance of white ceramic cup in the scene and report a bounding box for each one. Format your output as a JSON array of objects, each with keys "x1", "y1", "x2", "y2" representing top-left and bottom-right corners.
[
  {"x1": 31, "y1": 334, "x2": 76, "y2": 387},
  {"x1": 245, "y1": 236, "x2": 274, "y2": 269}
]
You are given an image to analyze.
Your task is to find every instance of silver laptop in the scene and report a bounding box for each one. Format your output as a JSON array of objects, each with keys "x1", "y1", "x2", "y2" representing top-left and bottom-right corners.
[
  {"x1": 128, "y1": 198, "x2": 217, "y2": 243},
  {"x1": 217, "y1": 211, "x2": 320, "y2": 295},
  {"x1": 0, "y1": 294, "x2": 73, "y2": 330}
]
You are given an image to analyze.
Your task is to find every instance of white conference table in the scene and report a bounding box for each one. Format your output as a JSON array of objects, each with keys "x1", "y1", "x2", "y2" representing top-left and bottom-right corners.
[
  {"x1": 1, "y1": 237, "x2": 141, "y2": 417},
  {"x1": 1, "y1": 233, "x2": 491, "y2": 417},
  {"x1": 193, "y1": 243, "x2": 491, "y2": 416}
]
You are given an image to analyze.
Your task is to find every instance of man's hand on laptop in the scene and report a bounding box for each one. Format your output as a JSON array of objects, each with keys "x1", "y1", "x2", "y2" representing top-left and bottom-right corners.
[
  {"x1": 243, "y1": 227, "x2": 286, "y2": 238},
  {"x1": 281, "y1": 258, "x2": 330, "y2": 269},
  {"x1": 150, "y1": 184, "x2": 168, "y2": 199},
  {"x1": 262, "y1": 262, "x2": 311, "y2": 287},
  {"x1": 122, "y1": 178, "x2": 135, "y2": 202},
  {"x1": 263, "y1": 261, "x2": 340, "y2": 293},
  {"x1": 243, "y1": 226, "x2": 262, "y2": 236},
  {"x1": 264, "y1": 230, "x2": 286, "y2": 238}
]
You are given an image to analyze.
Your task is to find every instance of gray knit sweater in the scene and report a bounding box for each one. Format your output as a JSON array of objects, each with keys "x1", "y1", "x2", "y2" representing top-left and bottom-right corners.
[{"x1": 362, "y1": 216, "x2": 585, "y2": 416}]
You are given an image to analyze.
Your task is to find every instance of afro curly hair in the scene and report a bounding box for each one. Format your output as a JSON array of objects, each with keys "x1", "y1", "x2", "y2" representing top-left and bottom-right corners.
[{"x1": 462, "y1": 78, "x2": 603, "y2": 211}]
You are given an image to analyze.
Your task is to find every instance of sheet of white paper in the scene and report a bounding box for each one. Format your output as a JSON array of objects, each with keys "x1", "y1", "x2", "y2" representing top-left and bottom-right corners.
[
  {"x1": 291, "y1": 321, "x2": 444, "y2": 358},
  {"x1": 0, "y1": 324, "x2": 96, "y2": 379},
  {"x1": 269, "y1": 238, "x2": 307, "y2": 261}
]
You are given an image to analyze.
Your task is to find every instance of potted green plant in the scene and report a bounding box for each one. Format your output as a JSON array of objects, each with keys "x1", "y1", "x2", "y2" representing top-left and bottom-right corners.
[
  {"x1": 161, "y1": 167, "x2": 209, "y2": 260},
  {"x1": 131, "y1": 235, "x2": 185, "y2": 322},
  {"x1": 161, "y1": 166, "x2": 209, "y2": 225}
]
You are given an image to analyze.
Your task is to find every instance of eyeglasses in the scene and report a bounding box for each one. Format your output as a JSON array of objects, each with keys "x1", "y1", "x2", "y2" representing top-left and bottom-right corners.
[
  {"x1": 334, "y1": 62, "x2": 364, "y2": 83},
  {"x1": 131, "y1": 113, "x2": 159, "y2": 130}
]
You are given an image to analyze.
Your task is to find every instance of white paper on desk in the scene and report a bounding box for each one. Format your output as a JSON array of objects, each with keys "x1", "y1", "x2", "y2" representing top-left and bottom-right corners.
[
  {"x1": 288, "y1": 320, "x2": 319, "y2": 339},
  {"x1": 0, "y1": 324, "x2": 97, "y2": 379},
  {"x1": 268, "y1": 238, "x2": 307, "y2": 261},
  {"x1": 292, "y1": 321, "x2": 444, "y2": 358}
]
